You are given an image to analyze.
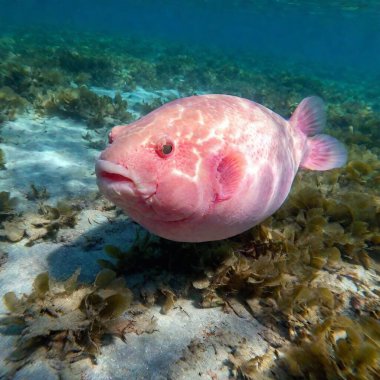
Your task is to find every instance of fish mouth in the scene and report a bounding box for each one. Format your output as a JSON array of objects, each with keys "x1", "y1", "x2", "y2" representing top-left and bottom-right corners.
[
  {"x1": 95, "y1": 160, "x2": 134, "y2": 184},
  {"x1": 96, "y1": 160, "x2": 196, "y2": 226},
  {"x1": 95, "y1": 159, "x2": 137, "y2": 200},
  {"x1": 96, "y1": 159, "x2": 134, "y2": 184},
  {"x1": 96, "y1": 159, "x2": 156, "y2": 202}
]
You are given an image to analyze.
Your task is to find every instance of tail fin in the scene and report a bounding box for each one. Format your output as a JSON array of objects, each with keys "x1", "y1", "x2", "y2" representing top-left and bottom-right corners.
[{"x1": 290, "y1": 96, "x2": 347, "y2": 171}]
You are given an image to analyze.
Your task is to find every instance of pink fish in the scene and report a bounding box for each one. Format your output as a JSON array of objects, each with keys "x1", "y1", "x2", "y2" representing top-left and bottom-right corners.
[{"x1": 96, "y1": 95, "x2": 347, "y2": 242}]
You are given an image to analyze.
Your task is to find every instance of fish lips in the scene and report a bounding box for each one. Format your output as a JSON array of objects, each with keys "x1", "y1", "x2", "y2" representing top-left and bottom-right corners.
[{"x1": 95, "y1": 159, "x2": 155, "y2": 201}]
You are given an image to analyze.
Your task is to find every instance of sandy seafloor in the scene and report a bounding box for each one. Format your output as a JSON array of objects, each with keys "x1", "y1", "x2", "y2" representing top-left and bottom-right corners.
[
  {"x1": 0, "y1": 85, "x2": 378, "y2": 379},
  {"x1": 0, "y1": 86, "x2": 271, "y2": 379}
]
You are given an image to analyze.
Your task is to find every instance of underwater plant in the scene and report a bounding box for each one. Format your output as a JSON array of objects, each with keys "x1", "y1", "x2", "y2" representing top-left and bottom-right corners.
[
  {"x1": 135, "y1": 97, "x2": 166, "y2": 116},
  {"x1": 0, "y1": 269, "x2": 156, "y2": 377},
  {"x1": 283, "y1": 315, "x2": 380, "y2": 379},
  {"x1": 0, "y1": 148, "x2": 6, "y2": 170},
  {"x1": 0, "y1": 198, "x2": 79, "y2": 244},
  {"x1": 25, "y1": 183, "x2": 50, "y2": 201},
  {"x1": 0, "y1": 250, "x2": 8, "y2": 271},
  {"x1": 57, "y1": 49, "x2": 118, "y2": 87},
  {"x1": 41, "y1": 86, "x2": 132, "y2": 128},
  {"x1": 0, "y1": 86, "x2": 28, "y2": 123},
  {"x1": 0, "y1": 192, "x2": 18, "y2": 222},
  {"x1": 0, "y1": 63, "x2": 32, "y2": 96}
]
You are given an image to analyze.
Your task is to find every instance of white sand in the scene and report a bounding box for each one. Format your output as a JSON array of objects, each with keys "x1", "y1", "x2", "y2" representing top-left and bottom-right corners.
[
  {"x1": 0, "y1": 206, "x2": 270, "y2": 379},
  {"x1": 0, "y1": 114, "x2": 99, "y2": 208}
]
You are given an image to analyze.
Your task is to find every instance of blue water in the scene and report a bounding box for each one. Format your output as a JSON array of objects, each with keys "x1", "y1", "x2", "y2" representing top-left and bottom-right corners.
[{"x1": 1, "y1": 0, "x2": 380, "y2": 78}]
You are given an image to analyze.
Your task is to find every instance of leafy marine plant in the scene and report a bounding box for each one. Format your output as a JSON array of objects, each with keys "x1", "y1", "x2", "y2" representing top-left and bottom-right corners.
[
  {"x1": 25, "y1": 183, "x2": 50, "y2": 201},
  {"x1": 97, "y1": 228, "x2": 158, "y2": 274},
  {"x1": 0, "y1": 192, "x2": 18, "y2": 222},
  {"x1": 0, "y1": 62, "x2": 32, "y2": 96},
  {"x1": 0, "y1": 148, "x2": 6, "y2": 170},
  {"x1": 0, "y1": 269, "x2": 155, "y2": 377},
  {"x1": 282, "y1": 315, "x2": 380, "y2": 380},
  {"x1": 135, "y1": 97, "x2": 166, "y2": 116},
  {"x1": 1, "y1": 199, "x2": 79, "y2": 244},
  {"x1": 57, "y1": 49, "x2": 117, "y2": 87},
  {"x1": 0, "y1": 86, "x2": 28, "y2": 123},
  {"x1": 40, "y1": 86, "x2": 132, "y2": 128}
]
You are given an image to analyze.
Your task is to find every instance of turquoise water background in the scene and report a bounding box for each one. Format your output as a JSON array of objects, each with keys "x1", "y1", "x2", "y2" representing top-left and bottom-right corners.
[{"x1": 1, "y1": 0, "x2": 379, "y2": 79}]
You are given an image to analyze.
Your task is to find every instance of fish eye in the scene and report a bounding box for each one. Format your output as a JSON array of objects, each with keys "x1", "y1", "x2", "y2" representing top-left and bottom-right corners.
[
  {"x1": 162, "y1": 144, "x2": 173, "y2": 154},
  {"x1": 156, "y1": 136, "x2": 175, "y2": 158}
]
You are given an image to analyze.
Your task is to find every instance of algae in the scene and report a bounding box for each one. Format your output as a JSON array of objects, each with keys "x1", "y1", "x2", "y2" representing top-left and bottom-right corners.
[
  {"x1": 282, "y1": 315, "x2": 380, "y2": 380},
  {"x1": 0, "y1": 269, "x2": 156, "y2": 377},
  {"x1": 41, "y1": 86, "x2": 132, "y2": 128},
  {"x1": 0, "y1": 148, "x2": 5, "y2": 170},
  {"x1": 25, "y1": 183, "x2": 50, "y2": 201},
  {"x1": 0, "y1": 192, "x2": 18, "y2": 222},
  {"x1": 0, "y1": 86, "x2": 28, "y2": 123}
]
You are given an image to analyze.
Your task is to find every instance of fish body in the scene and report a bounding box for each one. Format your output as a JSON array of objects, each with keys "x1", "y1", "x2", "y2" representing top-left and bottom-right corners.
[{"x1": 96, "y1": 94, "x2": 347, "y2": 242}]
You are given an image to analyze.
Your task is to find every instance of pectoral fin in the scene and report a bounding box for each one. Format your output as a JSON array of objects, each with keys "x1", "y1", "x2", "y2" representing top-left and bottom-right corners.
[{"x1": 214, "y1": 152, "x2": 245, "y2": 201}]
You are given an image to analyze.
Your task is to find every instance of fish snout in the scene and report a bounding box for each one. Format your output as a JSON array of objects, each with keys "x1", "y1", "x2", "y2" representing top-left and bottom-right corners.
[
  {"x1": 96, "y1": 159, "x2": 132, "y2": 184},
  {"x1": 95, "y1": 159, "x2": 157, "y2": 203}
]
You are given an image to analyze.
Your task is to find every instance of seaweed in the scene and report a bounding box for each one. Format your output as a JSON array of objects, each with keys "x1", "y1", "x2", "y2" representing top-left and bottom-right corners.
[
  {"x1": 0, "y1": 199, "x2": 79, "y2": 244},
  {"x1": 0, "y1": 63, "x2": 32, "y2": 95},
  {"x1": 82, "y1": 131, "x2": 107, "y2": 150},
  {"x1": 57, "y1": 49, "x2": 117, "y2": 87},
  {"x1": 25, "y1": 183, "x2": 50, "y2": 201},
  {"x1": 24, "y1": 201, "x2": 79, "y2": 245},
  {"x1": 0, "y1": 269, "x2": 156, "y2": 377},
  {"x1": 0, "y1": 86, "x2": 28, "y2": 123},
  {"x1": 228, "y1": 348, "x2": 276, "y2": 380},
  {"x1": 0, "y1": 192, "x2": 18, "y2": 222},
  {"x1": 0, "y1": 250, "x2": 8, "y2": 270},
  {"x1": 93, "y1": 145, "x2": 378, "y2": 376},
  {"x1": 0, "y1": 148, "x2": 6, "y2": 170},
  {"x1": 282, "y1": 315, "x2": 380, "y2": 380},
  {"x1": 41, "y1": 86, "x2": 132, "y2": 128},
  {"x1": 135, "y1": 97, "x2": 166, "y2": 116}
]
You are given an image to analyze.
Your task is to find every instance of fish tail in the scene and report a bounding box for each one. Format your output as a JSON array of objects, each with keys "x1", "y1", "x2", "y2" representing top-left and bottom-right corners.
[{"x1": 290, "y1": 96, "x2": 347, "y2": 171}]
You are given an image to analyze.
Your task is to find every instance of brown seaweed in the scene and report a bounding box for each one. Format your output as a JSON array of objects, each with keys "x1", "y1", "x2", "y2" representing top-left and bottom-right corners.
[
  {"x1": 0, "y1": 192, "x2": 18, "y2": 222},
  {"x1": 40, "y1": 86, "x2": 132, "y2": 128},
  {"x1": 1, "y1": 269, "x2": 156, "y2": 377},
  {"x1": 283, "y1": 315, "x2": 380, "y2": 380}
]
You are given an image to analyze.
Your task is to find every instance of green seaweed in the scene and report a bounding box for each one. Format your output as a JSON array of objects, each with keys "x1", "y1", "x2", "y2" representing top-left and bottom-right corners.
[{"x1": 0, "y1": 148, "x2": 5, "y2": 170}]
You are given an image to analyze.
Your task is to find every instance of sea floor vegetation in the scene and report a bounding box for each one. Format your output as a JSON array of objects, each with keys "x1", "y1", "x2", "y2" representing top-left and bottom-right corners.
[{"x1": 0, "y1": 27, "x2": 379, "y2": 379}]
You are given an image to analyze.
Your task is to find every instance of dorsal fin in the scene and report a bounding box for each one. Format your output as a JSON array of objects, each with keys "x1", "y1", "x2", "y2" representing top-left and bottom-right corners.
[{"x1": 290, "y1": 96, "x2": 326, "y2": 136}]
